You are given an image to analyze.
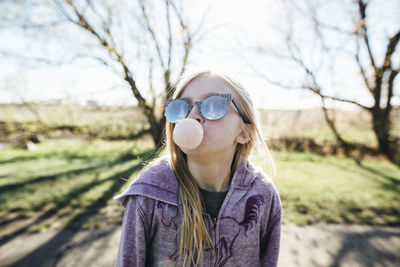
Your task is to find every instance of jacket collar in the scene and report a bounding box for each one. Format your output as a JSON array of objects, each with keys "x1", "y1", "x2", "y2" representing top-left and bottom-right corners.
[{"x1": 113, "y1": 157, "x2": 260, "y2": 208}]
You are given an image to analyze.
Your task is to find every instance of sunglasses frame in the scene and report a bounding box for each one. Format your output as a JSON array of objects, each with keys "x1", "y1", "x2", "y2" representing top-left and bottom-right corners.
[{"x1": 164, "y1": 93, "x2": 249, "y2": 123}]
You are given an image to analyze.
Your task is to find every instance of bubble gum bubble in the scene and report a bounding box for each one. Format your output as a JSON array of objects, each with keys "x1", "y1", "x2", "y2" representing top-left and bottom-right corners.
[{"x1": 173, "y1": 118, "x2": 204, "y2": 150}]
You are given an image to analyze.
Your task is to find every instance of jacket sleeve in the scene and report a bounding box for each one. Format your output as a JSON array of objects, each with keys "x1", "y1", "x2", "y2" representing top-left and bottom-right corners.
[
  {"x1": 115, "y1": 195, "x2": 155, "y2": 267},
  {"x1": 259, "y1": 184, "x2": 282, "y2": 267}
]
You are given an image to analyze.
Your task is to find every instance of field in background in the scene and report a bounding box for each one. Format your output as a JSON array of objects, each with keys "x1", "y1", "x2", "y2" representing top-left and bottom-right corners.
[
  {"x1": 258, "y1": 108, "x2": 400, "y2": 145},
  {"x1": 1, "y1": 103, "x2": 399, "y2": 147}
]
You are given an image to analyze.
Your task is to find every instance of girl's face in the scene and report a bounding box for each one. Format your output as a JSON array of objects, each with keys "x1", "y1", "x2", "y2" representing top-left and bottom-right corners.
[{"x1": 178, "y1": 74, "x2": 250, "y2": 158}]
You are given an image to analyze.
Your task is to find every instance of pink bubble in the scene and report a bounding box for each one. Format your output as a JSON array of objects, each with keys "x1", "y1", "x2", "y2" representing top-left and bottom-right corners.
[{"x1": 173, "y1": 118, "x2": 204, "y2": 150}]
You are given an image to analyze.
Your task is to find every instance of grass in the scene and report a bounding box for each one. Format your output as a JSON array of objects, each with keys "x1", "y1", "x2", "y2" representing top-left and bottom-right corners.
[
  {"x1": 0, "y1": 138, "x2": 159, "y2": 233},
  {"x1": 251, "y1": 151, "x2": 400, "y2": 225},
  {"x1": 0, "y1": 139, "x2": 399, "y2": 235}
]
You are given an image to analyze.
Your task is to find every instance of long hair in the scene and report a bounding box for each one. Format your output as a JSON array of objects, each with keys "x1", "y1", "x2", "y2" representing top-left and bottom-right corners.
[{"x1": 164, "y1": 70, "x2": 276, "y2": 266}]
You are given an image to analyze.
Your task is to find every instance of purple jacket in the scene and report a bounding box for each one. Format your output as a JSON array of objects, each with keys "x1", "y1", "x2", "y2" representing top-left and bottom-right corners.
[{"x1": 114, "y1": 158, "x2": 282, "y2": 267}]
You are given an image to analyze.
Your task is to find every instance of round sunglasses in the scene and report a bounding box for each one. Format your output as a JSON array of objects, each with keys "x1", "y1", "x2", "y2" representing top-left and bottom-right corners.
[{"x1": 164, "y1": 93, "x2": 249, "y2": 123}]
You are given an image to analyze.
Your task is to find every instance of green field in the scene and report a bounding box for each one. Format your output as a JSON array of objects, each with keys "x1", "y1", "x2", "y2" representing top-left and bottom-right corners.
[
  {"x1": 250, "y1": 152, "x2": 400, "y2": 225},
  {"x1": 0, "y1": 138, "x2": 399, "y2": 235}
]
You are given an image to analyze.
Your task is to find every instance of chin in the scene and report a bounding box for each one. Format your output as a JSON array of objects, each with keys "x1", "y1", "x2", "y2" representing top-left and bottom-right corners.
[
  {"x1": 181, "y1": 143, "x2": 213, "y2": 157},
  {"x1": 181, "y1": 145, "x2": 202, "y2": 155}
]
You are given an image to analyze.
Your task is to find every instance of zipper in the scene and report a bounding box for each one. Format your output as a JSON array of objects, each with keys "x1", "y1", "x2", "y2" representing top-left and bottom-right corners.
[
  {"x1": 203, "y1": 212, "x2": 216, "y2": 265},
  {"x1": 212, "y1": 217, "x2": 217, "y2": 226},
  {"x1": 211, "y1": 215, "x2": 216, "y2": 266}
]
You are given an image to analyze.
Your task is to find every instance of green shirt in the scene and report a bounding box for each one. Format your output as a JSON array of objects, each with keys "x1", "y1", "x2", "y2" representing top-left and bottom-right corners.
[{"x1": 198, "y1": 186, "x2": 228, "y2": 222}]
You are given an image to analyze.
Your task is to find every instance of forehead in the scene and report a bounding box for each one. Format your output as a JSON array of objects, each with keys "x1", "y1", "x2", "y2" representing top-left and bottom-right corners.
[{"x1": 180, "y1": 75, "x2": 235, "y2": 99}]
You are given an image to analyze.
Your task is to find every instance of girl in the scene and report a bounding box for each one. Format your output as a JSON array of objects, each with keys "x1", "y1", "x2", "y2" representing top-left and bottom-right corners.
[{"x1": 114, "y1": 70, "x2": 282, "y2": 267}]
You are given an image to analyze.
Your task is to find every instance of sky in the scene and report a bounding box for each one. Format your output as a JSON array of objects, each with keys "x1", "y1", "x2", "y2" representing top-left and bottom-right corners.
[{"x1": 0, "y1": 0, "x2": 399, "y2": 110}]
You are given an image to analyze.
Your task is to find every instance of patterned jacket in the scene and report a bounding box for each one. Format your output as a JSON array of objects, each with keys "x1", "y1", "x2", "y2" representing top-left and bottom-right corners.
[{"x1": 114, "y1": 158, "x2": 282, "y2": 267}]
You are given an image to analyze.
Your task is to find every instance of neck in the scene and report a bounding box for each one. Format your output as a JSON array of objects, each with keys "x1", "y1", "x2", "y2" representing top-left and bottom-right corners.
[{"x1": 187, "y1": 153, "x2": 235, "y2": 192}]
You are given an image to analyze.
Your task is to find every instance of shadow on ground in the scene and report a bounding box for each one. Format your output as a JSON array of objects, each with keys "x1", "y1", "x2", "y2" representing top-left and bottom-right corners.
[
  {"x1": 0, "y1": 148, "x2": 160, "y2": 267},
  {"x1": 279, "y1": 223, "x2": 400, "y2": 267},
  {"x1": 1, "y1": 223, "x2": 400, "y2": 267}
]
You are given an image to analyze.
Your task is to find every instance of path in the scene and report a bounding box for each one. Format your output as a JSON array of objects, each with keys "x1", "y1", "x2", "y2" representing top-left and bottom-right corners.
[{"x1": 0, "y1": 223, "x2": 399, "y2": 267}]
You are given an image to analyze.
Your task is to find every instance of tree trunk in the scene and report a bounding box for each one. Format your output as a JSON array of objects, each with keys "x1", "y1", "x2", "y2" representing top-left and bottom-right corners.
[
  {"x1": 371, "y1": 107, "x2": 398, "y2": 163},
  {"x1": 149, "y1": 117, "x2": 166, "y2": 148}
]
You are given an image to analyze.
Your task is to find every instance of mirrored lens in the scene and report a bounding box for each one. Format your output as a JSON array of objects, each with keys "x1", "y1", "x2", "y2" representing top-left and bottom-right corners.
[
  {"x1": 201, "y1": 95, "x2": 229, "y2": 120},
  {"x1": 165, "y1": 99, "x2": 189, "y2": 123}
]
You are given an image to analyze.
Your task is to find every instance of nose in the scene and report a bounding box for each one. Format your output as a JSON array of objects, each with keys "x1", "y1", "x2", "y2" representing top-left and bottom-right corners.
[{"x1": 187, "y1": 104, "x2": 204, "y2": 124}]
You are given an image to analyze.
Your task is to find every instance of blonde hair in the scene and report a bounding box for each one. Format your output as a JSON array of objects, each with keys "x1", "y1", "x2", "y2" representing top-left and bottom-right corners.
[{"x1": 162, "y1": 70, "x2": 276, "y2": 266}]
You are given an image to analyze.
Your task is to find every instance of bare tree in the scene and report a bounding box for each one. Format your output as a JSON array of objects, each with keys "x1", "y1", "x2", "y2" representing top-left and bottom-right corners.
[
  {"x1": 1, "y1": 0, "x2": 210, "y2": 146},
  {"x1": 254, "y1": 0, "x2": 400, "y2": 163}
]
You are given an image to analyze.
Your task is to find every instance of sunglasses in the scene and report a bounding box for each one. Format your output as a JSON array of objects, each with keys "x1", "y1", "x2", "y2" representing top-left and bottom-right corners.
[{"x1": 164, "y1": 93, "x2": 249, "y2": 123}]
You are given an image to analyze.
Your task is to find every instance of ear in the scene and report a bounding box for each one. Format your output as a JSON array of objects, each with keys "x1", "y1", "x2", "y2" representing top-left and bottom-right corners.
[{"x1": 236, "y1": 123, "x2": 252, "y2": 144}]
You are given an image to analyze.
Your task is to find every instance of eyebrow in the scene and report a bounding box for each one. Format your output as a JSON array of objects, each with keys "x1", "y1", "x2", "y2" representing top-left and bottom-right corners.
[{"x1": 180, "y1": 92, "x2": 227, "y2": 101}]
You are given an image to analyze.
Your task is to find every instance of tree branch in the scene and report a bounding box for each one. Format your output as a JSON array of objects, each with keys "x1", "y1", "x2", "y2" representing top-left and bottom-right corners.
[
  {"x1": 356, "y1": 0, "x2": 377, "y2": 73},
  {"x1": 248, "y1": 63, "x2": 298, "y2": 90},
  {"x1": 165, "y1": 0, "x2": 172, "y2": 71},
  {"x1": 63, "y1": 0, "x2": 153, "y2": 114},
  {"x1": 302, "y1": 85, "x2": 372, "y2": 111},
  {"x1": 148, "y1": 58, "x2": 156, "y2": 109},
  {"x1": 382, "y1": 30, "x2": 400, "y2": 71},
  {"x1": 169, "y1": 0, "x2": 192, "y2": 82},
  {"x1": 355, "y1": 38, "x2": 373, "y2": 93},
  {"x1": 139, "y1": 0, "x2": 165, "y2": 69},
  {"x1": 286, "y1": 36, "x2": 372, "y2": 111},
  {"x1": 384, "y1": 69, "x2": 399, "y2": 118}
]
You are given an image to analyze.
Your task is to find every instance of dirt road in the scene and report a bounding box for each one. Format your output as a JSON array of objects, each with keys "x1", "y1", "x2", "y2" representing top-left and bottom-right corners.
[{"x1": 1, "y1": 223, "x2": 399, "y2": 267}]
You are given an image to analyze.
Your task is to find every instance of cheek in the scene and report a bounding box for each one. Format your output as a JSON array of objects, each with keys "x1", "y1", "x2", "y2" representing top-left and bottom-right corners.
[{"x1": 203, "y1": 119, "x2": 239, "y2": 145}]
